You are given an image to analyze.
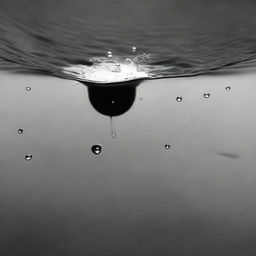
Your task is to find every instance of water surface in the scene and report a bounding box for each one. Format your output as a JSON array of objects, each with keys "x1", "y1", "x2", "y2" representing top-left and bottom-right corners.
[{"x1": 1, "y1": 0, "x2": 256, "y2": 83}]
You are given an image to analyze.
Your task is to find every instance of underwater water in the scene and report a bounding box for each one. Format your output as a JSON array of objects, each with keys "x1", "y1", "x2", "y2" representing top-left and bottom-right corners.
[
  {"x1": 1, "y1": 0, "x2": 256, "y2": 83},
  {"x1": 1, "y1": 68, "x2": 256, "y2": 255}
]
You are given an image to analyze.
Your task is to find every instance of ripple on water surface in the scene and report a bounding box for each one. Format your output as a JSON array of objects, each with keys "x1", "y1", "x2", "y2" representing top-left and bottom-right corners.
[{"x1": 1, "y1": 0, "x2": 256, "y2": 84}]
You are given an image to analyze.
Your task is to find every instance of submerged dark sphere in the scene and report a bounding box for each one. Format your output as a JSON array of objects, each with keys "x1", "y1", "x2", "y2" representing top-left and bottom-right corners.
[{"x1": 85, "y1": 81, "x2": 140, "y2": 116}]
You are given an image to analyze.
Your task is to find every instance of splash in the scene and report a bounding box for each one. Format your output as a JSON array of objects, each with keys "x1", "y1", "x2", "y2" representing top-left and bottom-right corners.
[{"x1": 62, "y1": 55, "x2": 150, "y2": 84}]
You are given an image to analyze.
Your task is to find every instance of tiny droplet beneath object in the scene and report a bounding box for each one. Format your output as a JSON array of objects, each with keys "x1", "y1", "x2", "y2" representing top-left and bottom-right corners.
[
  {"x1": 91, "y1": 145, "x2": 102, "y2": 155},
  {"x1": 204, "y1": 93, "x2": 210, "y2": 98},
  {"x1": 132, "y1": 46, "x2": 137, "y2": 52},
  {"x1": 25, "y1": 154, "x2": 32, "y2": 161},
  {"x1": 26, "y1": 87, "x2": 31, "y2": 91},
  {"x1": 165, "y1": 144, "x2": 171, "y2": 150},
  {"x1": 226, "y1": 86, "x2": 231, "y2": 91},
  {"x1": 176, "y1": 96, "x2": 182, "y2": 102},
  {"x1": 110, "y1": 117, "x2": 116, "y2": 139},
  {"x1": 18, "y1": 129, "x2": 23, "y2": 134}
]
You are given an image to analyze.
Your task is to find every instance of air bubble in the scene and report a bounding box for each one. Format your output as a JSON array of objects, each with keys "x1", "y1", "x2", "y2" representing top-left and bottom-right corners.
[
  {"x1": 165, "y1": 144, "x2": 171, "y2": 150},
  {"x1": 26, "y1": 87, "x2": 31, "y2": 91},
  {"x1": 18, "y1": 129, "x2": 23, "y2": 134},
  {"x1": 132, "y1": 46, "x2": 137, "y2": 52},
  {"x1": 25, "y1": 154, "x2": 32, "y2": 161},
  {"x1": 107, "y1": 51, "x2": 112, "y2": 58},
  {"x1": 176, "y1": 96, "x2": 182, "y2": 102},
  {"x1": 225, "y1": 86, "x2": 231, "y2": 91},
  {"x1": 91, "y1": 145, "x2": 102, "y2": 155},
  {"x1": 204, "y1": 93, "x2": 210, "y2": 98}
]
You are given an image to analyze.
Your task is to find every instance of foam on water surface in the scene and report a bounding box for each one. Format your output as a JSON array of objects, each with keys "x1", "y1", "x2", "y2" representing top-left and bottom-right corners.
[{"x1": 62, "y1": 56, "x2": 150, "y2": 84}]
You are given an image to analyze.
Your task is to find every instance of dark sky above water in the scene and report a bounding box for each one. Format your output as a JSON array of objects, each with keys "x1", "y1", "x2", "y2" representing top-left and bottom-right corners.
[{"x1": 1, "y1": 0, "x2": 256, "y2": 81}]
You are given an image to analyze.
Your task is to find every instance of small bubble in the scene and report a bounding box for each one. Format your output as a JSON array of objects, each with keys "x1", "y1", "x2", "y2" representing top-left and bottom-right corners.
[
  {"x1": 225, "y1": 86, "x2": 231, "y2": 91},
  {"x1": 25, "y1": 154, "x2": 32, "y2": 161},
  {"x1": 176, "y1": 96, "x2": 182, "y2": 102},
  {"x1": 26, "y1": 87, "x2": 31, "y2": 91},
  {"x1": 91, "y1": 145, "x2": 102, "y2": 155},
  {"x1": 132, "y1": 46, "x2": 137, "y2": 52},
  {"x1": 111, "y1": 99, "x2": 115, "y2": 104},
  {"x1": 139, "y1": 97, "x2": 143, "y2": 101},
  {"x1": 18, "y1": 129, "x2": 23, "y2": 134},
  {"x1": 204, "y1": 93, "x2": 210, "y2": 98},
  {"x1": 165, "y1": 144, "x2": 171, "y2": 150}
]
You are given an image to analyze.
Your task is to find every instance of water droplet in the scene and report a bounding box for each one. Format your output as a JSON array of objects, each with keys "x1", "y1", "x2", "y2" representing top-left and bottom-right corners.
[
  {"x1": 18, "y1": 129, "x2": 23, "y2": 134},
  {"x1": 225, "y1": 86, "x2": 231, "y2": 91},
  {"x1": 91, "y1": 145, "x2": 102, "y2": 155},
  {"x1": 204, "y1": 93, "x2": 210, "y2": 98},
  {"x1": 176, "y1": 96, "x2": 182, "y2": 102},
  {"x1": 25, "y1": 154, "x2": 32, "y2": 161},
  {"x1": 26, "y1": 87, "x2": 31, "y2": 91},
  {"x1": 132, "y1": 46, "x2": 137, "y2": 52},
  {"x1": 165, "y1": 144, "x2": 171, "y2": 150}
]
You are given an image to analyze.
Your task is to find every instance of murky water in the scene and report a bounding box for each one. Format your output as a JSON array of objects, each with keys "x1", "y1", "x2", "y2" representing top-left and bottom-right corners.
[{"x1": 1, "y1": 0, "x2": 256, "y2": 83}]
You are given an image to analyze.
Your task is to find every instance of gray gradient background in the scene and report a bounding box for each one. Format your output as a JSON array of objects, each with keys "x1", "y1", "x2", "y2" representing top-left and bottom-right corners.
[{"x1": 0, "y1": 68, "x2": 256, "y2": 255}]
